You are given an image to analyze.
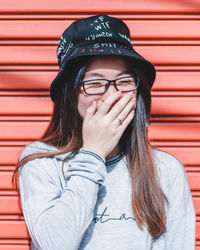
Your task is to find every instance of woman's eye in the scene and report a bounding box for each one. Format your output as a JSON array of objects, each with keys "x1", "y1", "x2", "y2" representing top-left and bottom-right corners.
[
  {"x1": 85, "y1": 82, "x2": 103, "y2": 88},
  {"x1": 92, "y1": 83, "x2": 102, "y2": 88},
  {"x1": 118, "y1": 80, "x2": 132, "y2": 85}
]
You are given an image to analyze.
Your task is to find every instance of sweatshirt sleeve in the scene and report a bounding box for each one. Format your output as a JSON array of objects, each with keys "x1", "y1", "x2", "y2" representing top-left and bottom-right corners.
[
  {"x1": 19, "y1": 148, "x2": 107, "y2": 250},
  {"x1": 164, "y1": 156, "x2": 196, "y2": 250}
]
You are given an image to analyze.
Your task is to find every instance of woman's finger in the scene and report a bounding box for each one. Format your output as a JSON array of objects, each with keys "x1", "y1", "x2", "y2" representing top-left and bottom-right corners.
[
  {"x1": 94, "y1": 91, "x2": 121, "y2": 117},
  {"x1": 116, "y1": 109, "x2": 135, "y2": 133},
  {"x1": 114, "y1": 97, "x2": 136, "y2": 125},
  {"x1": 83, "y1": 101, "x2": 97, "y2": 123},
  {"x1": 106, "y1": 91, "x2": 135, "y2": 121}
]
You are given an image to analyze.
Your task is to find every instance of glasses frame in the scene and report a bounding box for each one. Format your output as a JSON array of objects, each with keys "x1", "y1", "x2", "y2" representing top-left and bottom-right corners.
[{"x1": 80, "y1": 75, "x2": 139, "y2": 95}]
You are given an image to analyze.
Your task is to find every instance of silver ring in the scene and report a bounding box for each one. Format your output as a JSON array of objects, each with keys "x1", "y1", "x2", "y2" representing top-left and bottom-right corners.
[{"x1": 117, "y1": 118, "x2": 123, "y2": 125}]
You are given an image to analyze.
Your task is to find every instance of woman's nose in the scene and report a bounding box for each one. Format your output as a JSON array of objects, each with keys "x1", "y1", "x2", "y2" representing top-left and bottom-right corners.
[{"x1": 103, "y1": 82, "x2": 119, "y2": 97}]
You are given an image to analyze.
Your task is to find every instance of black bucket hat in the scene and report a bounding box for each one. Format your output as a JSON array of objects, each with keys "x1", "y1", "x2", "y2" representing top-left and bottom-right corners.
[{"x1": 50, "y1": 14, "x2": 156, "y2": 102}]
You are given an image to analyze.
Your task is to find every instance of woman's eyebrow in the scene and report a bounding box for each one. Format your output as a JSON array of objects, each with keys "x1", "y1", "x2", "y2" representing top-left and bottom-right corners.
[
  {"x1": 85, "y1": 72, "x2": 104, "y2": 78},
  {"x1": 116, "y1": 70, "x2": 132, "y2": 77},
  {"x1": 85, "y1": 70, "x2": 133, "y2": 78}
]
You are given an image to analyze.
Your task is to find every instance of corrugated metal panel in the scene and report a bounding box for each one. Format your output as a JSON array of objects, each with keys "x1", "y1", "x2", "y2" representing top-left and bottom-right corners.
[{"x1": 0, "y1": 0, "x2": 200, "y2": 248}]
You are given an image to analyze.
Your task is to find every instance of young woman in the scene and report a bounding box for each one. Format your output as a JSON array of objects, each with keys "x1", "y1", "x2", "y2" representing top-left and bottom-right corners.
[{"x1": 12, "y1": 15, "x2": 195, "y2": 250}]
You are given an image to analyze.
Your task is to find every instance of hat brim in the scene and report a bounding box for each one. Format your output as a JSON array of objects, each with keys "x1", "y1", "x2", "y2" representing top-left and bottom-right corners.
[{"x1": 50, "y1": 45, "x2": 156, "y2": 102}]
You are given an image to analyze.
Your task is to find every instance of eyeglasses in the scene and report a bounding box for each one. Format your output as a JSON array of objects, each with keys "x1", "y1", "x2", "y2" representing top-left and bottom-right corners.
[{"x1": 80, "y1": 75, "x2": 139, "y2": 95}]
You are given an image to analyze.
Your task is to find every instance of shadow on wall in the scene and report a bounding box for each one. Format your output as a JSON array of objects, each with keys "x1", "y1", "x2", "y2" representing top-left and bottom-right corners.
[
  {"x1": 121, "y1": 0, "x2": 200, "y2": 10},
  {"x1": 164, "y1": 0, "x2": 200, "y2": 8}
]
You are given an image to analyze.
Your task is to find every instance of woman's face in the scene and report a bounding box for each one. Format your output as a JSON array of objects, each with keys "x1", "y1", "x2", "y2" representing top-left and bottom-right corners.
[{"x1": 78, "y1": 55, "x2": 137, "y2": 119}]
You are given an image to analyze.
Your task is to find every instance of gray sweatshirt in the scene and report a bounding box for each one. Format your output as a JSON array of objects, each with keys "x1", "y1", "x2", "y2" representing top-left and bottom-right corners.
[{"x1": 19, "y1": 141, "x2": 196, "y2": 250}]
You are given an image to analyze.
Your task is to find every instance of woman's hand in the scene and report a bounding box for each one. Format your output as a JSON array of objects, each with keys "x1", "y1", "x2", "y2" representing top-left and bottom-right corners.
[{"x1": 82, "y1": 91, "x2": 136, "y2": 159}]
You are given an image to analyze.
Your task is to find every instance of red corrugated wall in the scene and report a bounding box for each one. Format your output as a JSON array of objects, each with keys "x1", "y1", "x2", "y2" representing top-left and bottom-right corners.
[{"x1": 0, "y1": 0, "x2": 200, "y2": 249}]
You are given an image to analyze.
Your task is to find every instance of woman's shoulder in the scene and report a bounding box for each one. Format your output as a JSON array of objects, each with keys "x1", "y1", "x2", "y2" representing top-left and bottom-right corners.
[
  {"x1": 19, "y1": 141, "x2": 59, "y2": 161},
  {"x1": 18, "y1": 141, "x2": 66, "y2": 190},
  {"x1": 19, "y1": 141, "x2": 61, "y2": 174},
  {"x1": 152, "y1": 148, "x2": 182, "y2": 166},
  {"x1": 152, "y1": 148, "x2": 187, "y2": 188},
  {"x1": 19, "y1": 141, "x2": 73, "y2": 178}
]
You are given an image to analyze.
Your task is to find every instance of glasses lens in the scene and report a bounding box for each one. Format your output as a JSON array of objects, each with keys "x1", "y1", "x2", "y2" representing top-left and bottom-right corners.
[
  {"x1": 116, "y1": 76, "x2": 138, "y2": 92},
  {"x1": 83, "y1": 80, "x2": 108, "y2": 94}
]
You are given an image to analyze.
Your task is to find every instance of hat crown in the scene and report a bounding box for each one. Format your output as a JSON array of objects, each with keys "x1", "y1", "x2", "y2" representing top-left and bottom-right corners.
[
  {"x1": 57, "y1": 15, "x2": 132, "y2": 66},
  {"x1": 50, "y1": 14, "x2": 156, "y2": 102}
]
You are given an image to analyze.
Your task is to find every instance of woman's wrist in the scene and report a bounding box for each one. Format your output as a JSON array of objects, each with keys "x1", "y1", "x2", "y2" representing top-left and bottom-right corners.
[{"x1": 80, "y1": 147, "x2": 106, "y2": 163}]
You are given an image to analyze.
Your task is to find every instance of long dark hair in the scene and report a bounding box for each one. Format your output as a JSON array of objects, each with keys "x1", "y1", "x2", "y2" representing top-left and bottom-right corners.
[{"x1": 12, "y1": 55, "x2": 168, "y2": 239}]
